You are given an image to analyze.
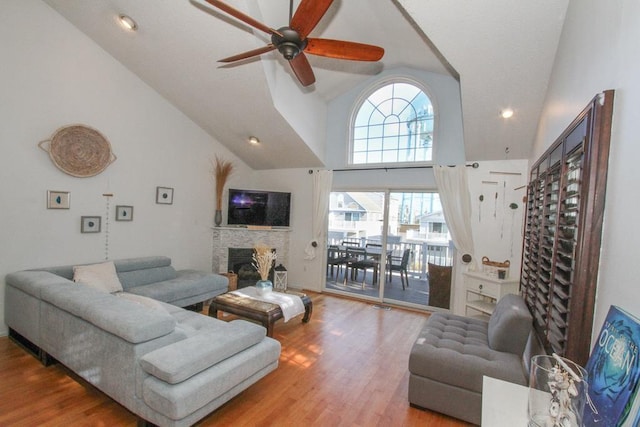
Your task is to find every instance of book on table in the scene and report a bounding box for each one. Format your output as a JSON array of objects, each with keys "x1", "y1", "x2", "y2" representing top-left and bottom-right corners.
[{"x1": 583, "y1": 305, "x2": 640, "y2": 427}]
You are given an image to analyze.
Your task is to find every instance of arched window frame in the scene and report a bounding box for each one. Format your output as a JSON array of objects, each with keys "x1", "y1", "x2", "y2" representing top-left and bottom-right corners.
[{"x1": 348, "y1": 77, "x2": 438, "y2": 166}]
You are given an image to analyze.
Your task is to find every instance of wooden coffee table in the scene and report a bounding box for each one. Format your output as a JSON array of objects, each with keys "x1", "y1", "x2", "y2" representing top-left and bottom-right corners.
[{"x1": 208, "y1": 289, "x2": 312, "y2": 337}]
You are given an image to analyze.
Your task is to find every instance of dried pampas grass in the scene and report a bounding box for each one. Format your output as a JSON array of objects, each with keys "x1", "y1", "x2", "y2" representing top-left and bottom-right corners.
[{"x1": 213, "y1": 156, "x2": 234, "y2": 210}]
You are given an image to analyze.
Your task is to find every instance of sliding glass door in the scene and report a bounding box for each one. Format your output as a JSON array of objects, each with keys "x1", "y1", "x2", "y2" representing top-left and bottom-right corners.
[{"x1": 325, "y1": 190, "x2": 453, "y2": 310}]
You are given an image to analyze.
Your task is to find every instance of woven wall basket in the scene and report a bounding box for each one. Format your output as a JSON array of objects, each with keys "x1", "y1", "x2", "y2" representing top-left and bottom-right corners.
[{"x1": 39, "y1": 125, "x2": 116, "y2": 177}]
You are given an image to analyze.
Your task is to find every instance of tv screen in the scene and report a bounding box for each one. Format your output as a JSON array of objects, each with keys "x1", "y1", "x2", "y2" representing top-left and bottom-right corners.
[{"x1": 227, "y1": 189, "x2": 291, "y2": 227}]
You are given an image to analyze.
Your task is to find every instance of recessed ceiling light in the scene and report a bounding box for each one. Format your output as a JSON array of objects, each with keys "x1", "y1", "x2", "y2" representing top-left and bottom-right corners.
[
  {"x1": 118, "y1": 14, "x2": 138, "y2": 31},
  {"x1": 248, "y1": 136, "x2": 260, "y2": 145},
  {"x1": 500, "y1": 108, "x2": 514, "y2": 119}
]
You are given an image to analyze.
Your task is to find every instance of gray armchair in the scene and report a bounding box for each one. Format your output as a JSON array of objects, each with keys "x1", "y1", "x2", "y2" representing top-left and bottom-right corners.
[{"x1": 408, "y1": 294, "x2": 533, "y2": 425}]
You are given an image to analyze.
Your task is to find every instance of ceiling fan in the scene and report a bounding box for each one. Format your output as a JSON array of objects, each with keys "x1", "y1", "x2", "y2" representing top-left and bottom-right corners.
[{"x1": 204, "y1": 0, "x2": 385, "y2": 87}]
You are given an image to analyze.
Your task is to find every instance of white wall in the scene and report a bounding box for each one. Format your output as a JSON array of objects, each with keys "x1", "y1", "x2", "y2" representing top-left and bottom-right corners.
[
  {"x1": 532, "y1": 0, "x2": 640, "y2": 341},
  {"x1": 458, "y1": 160, "x2": 528, "y2": 313},
  {"x1": 0, "y1": 0, "x2": 252, "y2": 335},
  {"x1": 248, "y1": 169, "x2": 319, "y2": 292}
]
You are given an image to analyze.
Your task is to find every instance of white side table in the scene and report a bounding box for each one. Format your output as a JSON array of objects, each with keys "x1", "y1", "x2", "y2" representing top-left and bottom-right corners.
[
  {"x1": 482, "y1": 376, "x2": 529, "y2": 426},
  {"x1": 464, "y1": 271, "x2": 520, "y2": 317}
]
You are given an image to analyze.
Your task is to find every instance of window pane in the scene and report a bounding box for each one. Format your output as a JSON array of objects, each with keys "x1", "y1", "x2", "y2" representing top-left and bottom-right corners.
[
  {"x1": 383, "y1": 117, "x2": 400, "y2": 137},
  {"x1": 368, "y1": 138, "x2": 383, "y2": 151},
  {"x1": 353, "y1": 152, "x2": 367, "y2": 164},
  {"x1": 377, "y1": 99, "x2": 394, "y2": 117},
  {"x1": 382, "y1": 149, "x2": 399, "y2": 163},
  {"x1": 382, "y1": 135, "x2": 399, "y2": 151},
  {"x1": 353, "y1": 126, "x2": 368, "y2": 140},
  {"x1": 367, "y1": 150, "x2": 382, "y2": 163},
  {"x1": 368, "y1": 85, "x2": 393, "y2": 106},
  {"x1": 393, "y1": 83, "x2": 421, "y2": 101},
  {"x1": 353, "y1": 139, "x2": 368, "y2": 152},
  {"x1": 368, "y1": 124, "x2": 383, "y2": 139},
  {"x1": 355, "y1": 101, "x2": 375, "y2": 127},
  {"x1": 351, "y1": 81, "x2": 434, "y2": 165}
]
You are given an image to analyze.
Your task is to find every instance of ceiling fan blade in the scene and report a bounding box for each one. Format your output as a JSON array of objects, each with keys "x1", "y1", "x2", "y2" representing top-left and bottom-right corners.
[
  {"x1": 289, "y1": 53, "x2": 316, "y2": 87},
  {"x1": 219, "y1": 44, "x2": 276, "y2": 63},
  {"x1": 305, "y1": 38, "x2": 384, "y2": 61},
  {"x1": 290, "y1": 0, "x2": 334, "y2": 39},
  {"x1": 204, "y1": 0, "x2": 282, "y2": 37}
]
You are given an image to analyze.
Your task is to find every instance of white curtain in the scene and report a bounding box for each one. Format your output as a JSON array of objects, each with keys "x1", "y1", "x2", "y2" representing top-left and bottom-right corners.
[
  {"x1": 433, "y1": 165, "x2": 475, "y2": 262},
  {"x1": 304, "y1": 170, "x2": 333, "y2": 260}
]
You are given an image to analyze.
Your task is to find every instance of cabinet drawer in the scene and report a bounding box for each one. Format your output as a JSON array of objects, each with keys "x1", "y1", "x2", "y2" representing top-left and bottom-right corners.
[{"x1": 466, "y1": 279, "x2": 500, "y2": 298}]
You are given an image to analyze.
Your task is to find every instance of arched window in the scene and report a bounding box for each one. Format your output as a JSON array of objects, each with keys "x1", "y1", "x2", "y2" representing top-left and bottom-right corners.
[{"x1": 350, "y1": 80, "x2": 434, "y2": 165}]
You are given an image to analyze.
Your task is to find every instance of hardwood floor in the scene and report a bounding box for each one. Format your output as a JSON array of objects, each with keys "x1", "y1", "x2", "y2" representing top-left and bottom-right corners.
[{"x1": 0, "y1": 293, "x2": 472, "y2": 426}]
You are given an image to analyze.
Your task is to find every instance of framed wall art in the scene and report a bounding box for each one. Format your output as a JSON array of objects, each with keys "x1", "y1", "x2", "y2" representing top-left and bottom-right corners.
[
  {"x1": 156, "y1": 187, "x2": 174, "y2": 205},
  {"x1": 81, "y1": 216, "x2": 101, "y2": 233},
  {"x1": 47, "y1": 190, "x2": 70, "y2": 209},
  {"x1": 115, "y1": 205, "x2": 133, "y2": 221}
]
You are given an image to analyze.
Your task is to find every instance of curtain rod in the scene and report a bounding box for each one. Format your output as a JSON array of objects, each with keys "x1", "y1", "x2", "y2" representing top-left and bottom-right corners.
[{"x1": 331, "y1": 162, "x2": 479, "y2": 172}]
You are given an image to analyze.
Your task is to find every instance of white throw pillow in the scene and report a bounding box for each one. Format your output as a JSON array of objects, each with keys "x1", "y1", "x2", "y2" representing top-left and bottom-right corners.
[{"x1": 73, "y1": 261, "x2": 123, "y2": 293}]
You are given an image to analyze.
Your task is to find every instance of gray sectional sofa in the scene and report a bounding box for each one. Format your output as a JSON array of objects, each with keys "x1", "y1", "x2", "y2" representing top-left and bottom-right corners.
[
  {"x1": 408, "y1": 294, "x2": 534, "y2": 425},
  {"x1": 4, "y1": 256, "x2": 281, "y2": 427}
]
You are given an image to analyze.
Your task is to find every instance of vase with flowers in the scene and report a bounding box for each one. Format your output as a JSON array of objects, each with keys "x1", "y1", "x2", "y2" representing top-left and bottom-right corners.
[
  {"x1": 213, "y1": 156, "x2": 234, "y2": 226},
  {"x1": 252, "y1": 243, "x2": 276, "y2": 296}
]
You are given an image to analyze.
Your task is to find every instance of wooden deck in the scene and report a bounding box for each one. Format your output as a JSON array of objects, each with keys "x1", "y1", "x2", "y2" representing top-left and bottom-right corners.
[{"x1": 325, "y1": 269, "x2": 441, "y2": 308}]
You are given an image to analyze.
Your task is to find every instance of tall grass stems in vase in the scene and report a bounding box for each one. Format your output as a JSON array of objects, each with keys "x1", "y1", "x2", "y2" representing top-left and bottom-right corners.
[
  {"x1": 253, "y1": 244, "x2": 276, "y2": 295},
  {"x1": 213, "y1": 156, "x2": 234, "y2": 226}
]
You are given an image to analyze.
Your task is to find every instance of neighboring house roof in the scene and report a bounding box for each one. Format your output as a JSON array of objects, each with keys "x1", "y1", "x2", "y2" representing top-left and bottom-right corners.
[{"x1": 346, "y1": 192, "x2": 383, "y2": 214}]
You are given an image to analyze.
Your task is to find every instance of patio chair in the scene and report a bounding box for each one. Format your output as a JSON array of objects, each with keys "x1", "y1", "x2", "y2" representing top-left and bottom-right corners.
[
  {"x1": 387, "y1": 248, "x2": 411, "y2": 290},
  {"x1": 350, "y1": 246, "x2": 380, "y2": 288},
  {"x1": 327, "y1": 245, "x2": 349, "y2": 279}
]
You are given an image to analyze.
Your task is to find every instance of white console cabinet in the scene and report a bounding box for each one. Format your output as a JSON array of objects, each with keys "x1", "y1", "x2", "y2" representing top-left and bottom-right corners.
[{"x1": 464, "y1": 271, "x2": 520, "y2": 317}]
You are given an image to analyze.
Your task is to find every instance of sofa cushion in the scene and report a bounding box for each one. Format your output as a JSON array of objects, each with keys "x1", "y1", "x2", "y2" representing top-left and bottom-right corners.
[
  {"x1": 140, "y1": 320, "x2": 266, "y2": 384},
  {"x1": 409, "y1": 313, "x2": 527, "y2": 393},
  {"x1": 142, "y1": 337, "x2": 280, "y2": 420},
  {"x1": 126, "y1": 270, "x2": 225, "y2": 304},
  {"x1": 116, "y1": 292, "x2": 167, "y2": 311},
  {"x1": 117, "y1": 266, "x2": 178, "y2": 290},
  {"x1": 113, "y1": 256, "x2": 172, "y2": 272},
  {"x1": 487, "y1": 294, "x2": 532, "y2": 354},
  {"x1": 73, "y1": 261, "x2": 123, "y2": 293},
  {"x1": 40, "y1": 281, "x2": 176, "y2": 343}
]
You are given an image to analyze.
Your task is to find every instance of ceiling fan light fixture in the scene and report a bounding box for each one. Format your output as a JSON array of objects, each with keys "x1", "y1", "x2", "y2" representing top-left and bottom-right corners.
[
  {"x1": 248, "y1": 136, "x2": 260, "y2": 145},
  {"x1": 118, "y1": 14, "x2": 138, "y2": 31},
  {"x1": 272, "y1": 27, "x2": 307, "y2": 60},
  {"x1": 278, "y1": 42, "x2": 300, "y2": 60}
]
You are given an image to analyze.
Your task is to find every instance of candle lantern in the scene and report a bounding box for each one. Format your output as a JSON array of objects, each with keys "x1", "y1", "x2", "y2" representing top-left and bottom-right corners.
[{"x1": 274, "y1": 264, "x2": 287, "y2": 291}]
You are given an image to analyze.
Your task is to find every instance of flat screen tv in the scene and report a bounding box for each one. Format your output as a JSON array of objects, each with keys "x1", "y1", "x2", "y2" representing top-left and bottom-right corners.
[{"x1": 227, "y1": 189, "x2": 291, "y2": 227}]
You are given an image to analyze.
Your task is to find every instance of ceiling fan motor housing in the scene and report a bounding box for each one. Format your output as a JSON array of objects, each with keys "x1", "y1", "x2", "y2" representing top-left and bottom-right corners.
[{"x1": 272, "y1": 27, "x2": 308, "y2": 60}]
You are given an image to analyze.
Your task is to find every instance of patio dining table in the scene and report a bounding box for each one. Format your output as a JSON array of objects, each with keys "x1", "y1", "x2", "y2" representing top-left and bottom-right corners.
[{"x1": 335, "y1": 245, "x2": 392, "y2": 286}]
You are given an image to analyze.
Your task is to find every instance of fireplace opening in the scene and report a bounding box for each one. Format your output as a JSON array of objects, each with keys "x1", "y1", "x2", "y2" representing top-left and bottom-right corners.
[{"x1": 227, "y1": 248, "x2": 275, "y2": 289}]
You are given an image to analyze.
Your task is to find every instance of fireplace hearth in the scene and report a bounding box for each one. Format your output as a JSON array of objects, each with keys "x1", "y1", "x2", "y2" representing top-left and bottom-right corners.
[{"x1": 227, "y1": 248, "x2": 275, "y2": 289}]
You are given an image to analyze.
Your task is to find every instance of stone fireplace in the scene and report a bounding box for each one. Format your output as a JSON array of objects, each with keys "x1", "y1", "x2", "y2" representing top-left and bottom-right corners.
[{"x1": 212, "y1": 227, "x2": 290, "y2": 288}]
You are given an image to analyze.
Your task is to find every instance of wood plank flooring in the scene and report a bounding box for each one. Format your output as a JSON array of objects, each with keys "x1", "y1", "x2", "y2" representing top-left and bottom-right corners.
[{"x1": 0, "y1": 293, "x2": 472, "y2": 426}]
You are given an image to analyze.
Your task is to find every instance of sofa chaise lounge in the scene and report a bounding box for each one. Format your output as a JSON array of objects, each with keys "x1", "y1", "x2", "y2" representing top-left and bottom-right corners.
[
  {"x1": 408, "y1": 293, "x2": 534, "y2": 425},
  {"x1": 5, "y1": 256, "x2": 281, "y2": 427}
]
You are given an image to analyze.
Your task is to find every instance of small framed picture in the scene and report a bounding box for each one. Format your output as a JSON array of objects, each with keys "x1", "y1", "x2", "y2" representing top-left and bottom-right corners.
[
  {"x1": 47, "y1": 191, "x2": 70, "y2": 209},
  {"x1": 115, "y1": 205, "x2": 133, "y2": 221},
  {"x1": 156, "y1": 187, "x2": 174, "y2": 205},
  {"x1": 81, "y1": 216, "x2": 101, "y2": 233}
]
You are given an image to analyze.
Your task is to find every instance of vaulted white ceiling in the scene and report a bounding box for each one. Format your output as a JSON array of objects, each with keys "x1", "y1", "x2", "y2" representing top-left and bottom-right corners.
[{"x1": 42, "y1": 0, "x2": 568, "y2": 169}]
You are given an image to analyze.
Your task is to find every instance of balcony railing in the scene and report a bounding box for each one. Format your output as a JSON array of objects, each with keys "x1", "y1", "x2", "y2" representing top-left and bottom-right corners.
[{"x1": 328, "y1": 236, "x2": 453, "y2": 280}]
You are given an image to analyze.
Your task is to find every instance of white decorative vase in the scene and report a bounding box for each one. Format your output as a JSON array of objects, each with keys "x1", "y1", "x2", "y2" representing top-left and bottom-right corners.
[{"x1": 255, "y1": 279, "x2": 272, "y2": 296}]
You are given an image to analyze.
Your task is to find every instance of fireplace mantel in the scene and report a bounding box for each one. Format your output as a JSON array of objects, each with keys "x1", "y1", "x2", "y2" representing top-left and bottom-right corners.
[{"x1": 211, "y1": 227, "x2": 291, "y2": 274}]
